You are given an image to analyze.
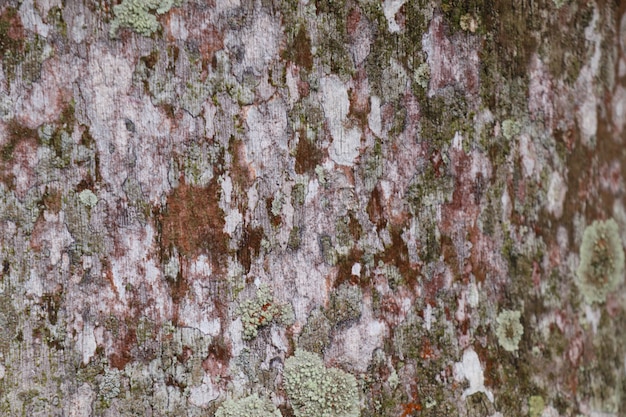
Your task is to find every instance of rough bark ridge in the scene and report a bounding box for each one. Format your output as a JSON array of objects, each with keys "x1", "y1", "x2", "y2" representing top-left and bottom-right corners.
[{"x1": 0, "y1": 0, "x2": 625, "y2": 416}]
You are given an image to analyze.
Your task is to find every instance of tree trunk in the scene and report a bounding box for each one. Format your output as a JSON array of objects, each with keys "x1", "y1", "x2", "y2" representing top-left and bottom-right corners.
[{"x1": 0, "y1": 0, "x2": 625, "y2": 416}]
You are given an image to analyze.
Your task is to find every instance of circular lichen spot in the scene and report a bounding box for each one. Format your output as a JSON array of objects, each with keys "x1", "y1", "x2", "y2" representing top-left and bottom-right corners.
[
  {"x1": 215, "y1": 394, "x2": 282, "y2": 417},
  {"x1": 284, "y1": 349, "x2": 359, "y2": 417},
  {"x1": 576, "y1": 219, "x2": 625, "y2": 304},
  {"x1": 495, "y1": 309, "x2": 524, "y2": 352}
]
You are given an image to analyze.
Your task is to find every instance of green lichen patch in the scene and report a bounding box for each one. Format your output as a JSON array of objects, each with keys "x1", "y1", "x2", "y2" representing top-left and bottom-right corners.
[
  {"x1": 0, "y1": 6, "x2": 24, "y2": 84},
  {"x1": 1, "y1": 119, "x2": 38, "y2": 163},
  {"x1": 419, "y1": 91, "x2": 473, "y2": 149},
  {"x1": 501, "y1": 119, "x2": 521, "y2": 140},
  {"x1": 284, "y1": 349, "x2": 360, "y2": 417},
  {"x1": 361, "y1": 0, "x2": 430, "y2": 97},
  {"x1": 97, "y1": 367, "x2": 121, "y2": 407},
  {"x1": 110, "y1": 0, "x2": 183, "y2": 37},
  {"x1": 540, "y1": 3, "x2": 593, "y2": 84},
  {"x1": 282, "y1": 25, "x2": 313, "y2": 71},
  {"x1": 495, "y1": 309, "x2": 524, "y2": 352},
  {"x1": 576, "y1": 219, "x2": 625, "y2": 305},
  {"x1": 238, "y1": 284, "x2": 294, "y2": 341},
  {"x1": 528, "y1": 395, "x2": 545, "y2": 417},
  {"x1": 319, "y1": 235, "x2": 338, "y2": 266},
  {"x1": 40, "y1": 103, "x2": 77, "y2": 169},
  {"x1": 215, "y1": 394, "x2": 282, "y2": 417},
  {"x1": 0, "y1": 6, "x2": 23, "y2": 55},
  {"x1": 63, "y1": 189, "x2": 105, "y2": 255},
  {"x1": 576, "y1": 310, "x2": 626, "y2": 413},
  {"x1": 298, "y1": 308, "x2": 331, "y2": 354},
  {"x1": 46, "y1": 6, "x2": 68, "y2": 38},
  {"x1": 313, "y1": 5, "x2": 353, "y2": 78},
  {"x1": 287, "y1": 226, "x2": 301, "y2": 250},
  {"x1": 327, "y1": 283, "x2": 362, "y2": 325}
]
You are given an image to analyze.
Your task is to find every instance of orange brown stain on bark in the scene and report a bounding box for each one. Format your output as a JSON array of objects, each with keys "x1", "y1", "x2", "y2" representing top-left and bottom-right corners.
[
  {"x1": 109, "y1": 326, "x2": 137, "y2": 370},
  {"x1": 42, "y1": 187, "x2": 63, "y2": 213},
  {"x1": 467, "y1": 225, "x2": 488, "y2": 283},
  {"x1": 202, "y1": 336, "x2": 231, "y2": 382},
  {"x1": 229, "y1": 137, "x2": 254, "y2": 192},
  {"x1": 266, "y1": 196, "x2": 283, "y2": 227},
  {"x1": 294, "y1": 131, "x2": 323, "y2": 175},
  {"x1": 366, "y1": 186, "x2": 385, "y2": 229},
  {"x1": 420, "y1": 337, "x2": 435, "y2": 360},
  {"x1": 162, "y1": 4, "x2": 223, "y2": 78},
  {"x1": 238, "y1": 225, "x2": 263, "y2": 273},
  {"x1": 400, "y1": 401, "x2": 422, "y2": 417},
  {"x1": 375, "y1": 225, "x2": 420, "y2": 287},
  {"x1": 102, "y1": 260, "x2": 120, "y2": 299},
  {"x1": 348, "y1": 68, "x2": 370, "y2": 126},
  {"x1": 334, "y1": 247, "x2": 364, "y2": 288},
  {"x1": 473, "y1": 344, "x2": 497, "y2": 388},
  {"x1": 285, "y1": 25, "x2": 313, "y2": 71},
  {"x1": 29, "y1": 215, "x2": 47, "y2": 253},
  {"x1": 345, "y1": 7, "x2": 361, "y2": 36},
  {"x1": 160, "y1": 177, "x2": 228, "y2": 267}
]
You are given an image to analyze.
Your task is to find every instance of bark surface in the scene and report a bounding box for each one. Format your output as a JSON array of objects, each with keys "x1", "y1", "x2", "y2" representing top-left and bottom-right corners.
[{"x1": 0, "y1": 0, "x2": 625, "y2": 416}]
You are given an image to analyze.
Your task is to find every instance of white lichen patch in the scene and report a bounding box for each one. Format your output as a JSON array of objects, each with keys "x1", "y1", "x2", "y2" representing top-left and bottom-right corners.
[
  {"x1": 382, "y1": 0, "x2": 406, "y2": 33},
  {"x1": 78, "y1": 189, "x2": 98, "y2": 208},
  {"x1": 501, "y1": 119, "x2": 521, "y2": 140},
  {"x1": 321, "y1": 76, "x2": 362, "y2": 166},
  {"x1": 188, "y1": 374, "x2": 220, "y2": 408},
  {"x1": 454, "y1": 348, "x2": 494, "y2": 402},
  {"x1": 495, "y1": 309, "x2": 524, "y2": 352},
  {"x1": 576, "y1": 219, "x2": 625, "y2": 304},
  {"x1": 546, "y1": 171, "x2": 567, "y2": 218},
  {"x1": 414, "y1": 63, "x2": 431, "y2": 89}
]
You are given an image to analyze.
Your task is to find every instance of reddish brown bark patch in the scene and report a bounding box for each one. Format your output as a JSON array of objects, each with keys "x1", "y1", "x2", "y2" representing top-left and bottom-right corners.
[
  {"x1": 294, "y1": 132, "x2": 323, "y2": 175},
  {"x1": 109, "y1": 325, "x2": 137, "y2": 370},
  {"x1": 375, "y1": 226, "x2": 419, "y2": 286},
  {"x1": 163, "y1": 4, "x2": 223, "y2": 77},
  {"x1": 229, "y1": 137, "x2": 253, "y2": 190},
  {"x1": 0, "y1": 119, "x2": 38, "y2": 193},
  {"x1": 335, "y1": 247, "x2": 364, "y2": 288},
  {"x1": 237, "y1": 225, "x2": 264, "y2": 274},
  {"x1": 160, "y1": 178, "x2": 228, "y2": 265},
  {"x1": 348, "y1": 68, "x2": 370, "y2": 126},
  {"x1": 0, "y1": 7, "x2": 24, "y2": 56},
  {"x1": 366, "y1": 186, "x2": 385, "y2": 229},
  {"x1": 1, "y1": 119, "x2": 37, "y2": 162},
  {"x1": 41, "y1": 187, "x2": 62, "y2": 213},
  {"x1": 283, "y1": 26, "x2": 313, "y2": 71},
  {"x1": 202, "y1": 336, "x2": 231, "y2": 382}
]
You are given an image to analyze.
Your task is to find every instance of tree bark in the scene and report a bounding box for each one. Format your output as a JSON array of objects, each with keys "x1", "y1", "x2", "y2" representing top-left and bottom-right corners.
[{"x1": 0, "y1": 0, "x2": 625, "y2": 416}]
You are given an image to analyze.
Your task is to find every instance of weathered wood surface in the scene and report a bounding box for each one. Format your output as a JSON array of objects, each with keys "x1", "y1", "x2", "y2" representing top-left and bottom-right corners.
[{"x1": 0, "y1": 0, "x2": 625, "y2": 416}]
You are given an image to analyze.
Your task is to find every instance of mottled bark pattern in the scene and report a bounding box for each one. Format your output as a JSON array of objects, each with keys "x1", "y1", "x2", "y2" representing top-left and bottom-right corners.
[{"x1": 0, "y1": 0, "x2": 625, "y2": 416}]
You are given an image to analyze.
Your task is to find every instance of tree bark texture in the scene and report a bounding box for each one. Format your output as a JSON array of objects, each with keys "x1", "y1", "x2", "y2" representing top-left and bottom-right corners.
[{"x1": 0, "y1": 0, "x2": 625, "y2": 416}]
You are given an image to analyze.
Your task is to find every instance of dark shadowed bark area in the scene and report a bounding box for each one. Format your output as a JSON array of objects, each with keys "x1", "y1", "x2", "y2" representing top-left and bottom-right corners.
[{"x1": 0, "y1": 0, "x2": 625, "y2": 416}]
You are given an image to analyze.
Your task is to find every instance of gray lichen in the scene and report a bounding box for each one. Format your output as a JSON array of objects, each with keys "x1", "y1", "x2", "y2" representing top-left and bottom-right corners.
[
  {"x1": 284, "y1": 349, "x2": 360, "y2": 417},
  {"x1": 109, "y1": 0, "x2": 182, "y2": 37},
  {"x1": 237, "y1": 284, "x2": 294, "y2": 340},
  {"x1": 495, "y1": 309, "x2": 524, "y2": 352},
  {"x1": 576, "y1": 219, "x2": 625, "y2": 304},
  {"x1": 215, "y1": 394, "x2": 282, "y2": 417}
]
